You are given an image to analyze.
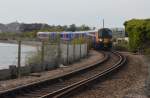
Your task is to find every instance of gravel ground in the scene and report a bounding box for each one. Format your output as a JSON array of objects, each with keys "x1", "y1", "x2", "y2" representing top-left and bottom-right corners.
[
  {"x1": 71, "y1": 52, "x2": 148, "y2": 98},
  {"x1": 144, "y1": 55, "x2": 150, "y2": 97},
  {"x1": 0, "y1": 50, "x2": 104, "y2": 92}
]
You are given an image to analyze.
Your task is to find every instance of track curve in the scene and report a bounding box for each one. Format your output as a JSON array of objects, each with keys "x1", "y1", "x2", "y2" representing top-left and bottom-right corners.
[{"x1": 0, "y1": 51, "x2": 126, "y2": 98}]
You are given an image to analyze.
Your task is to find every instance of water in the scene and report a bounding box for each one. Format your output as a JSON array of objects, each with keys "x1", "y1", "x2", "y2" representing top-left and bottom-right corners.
[{"x1": 0, "y1": 43, "x2": 36, "y2": 70}]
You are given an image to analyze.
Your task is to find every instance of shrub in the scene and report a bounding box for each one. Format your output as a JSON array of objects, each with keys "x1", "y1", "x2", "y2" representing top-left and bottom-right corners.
[
  {"x1": 114, "y1": 44, "x2": 129, "y2": 51},
  {"x1": 26, "y1": 48, "x2": 41, "y2": 66},
  {"x1": 144, "y1": 48, "x2": 150, "y2": 55}
]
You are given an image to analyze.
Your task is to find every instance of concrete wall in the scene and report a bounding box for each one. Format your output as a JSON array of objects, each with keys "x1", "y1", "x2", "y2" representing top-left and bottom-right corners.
[
  {"x1": 0, "y1": 69, "x2": 11, "y2": 80},
  {"x1": 60, "y1": 43, "x2": 87, "y2": 65},
  {"x1": 0, "y1": 43, "x2": 88, "y2": 80}
]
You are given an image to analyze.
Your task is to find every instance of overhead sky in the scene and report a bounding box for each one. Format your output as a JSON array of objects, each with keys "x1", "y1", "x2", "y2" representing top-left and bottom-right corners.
[{"x1": 0, "y1": 0, "x2": 149, "y2": 28}]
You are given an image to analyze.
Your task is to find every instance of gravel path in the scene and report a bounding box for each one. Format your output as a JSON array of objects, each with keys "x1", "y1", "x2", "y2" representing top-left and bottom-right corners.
[
  {"x1": 71, "y1": 52, "x2": 148, "y2": 98},
  {"x1": 0, "y1": 50, "x2": 103, "y2": 92},
  {"x1": 144, "y1": 55, "x2": 150, "y2": 97}
]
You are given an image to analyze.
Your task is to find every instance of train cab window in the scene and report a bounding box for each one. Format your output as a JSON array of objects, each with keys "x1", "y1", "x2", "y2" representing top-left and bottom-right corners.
[
  {"x1": 98, "y1": 29, "x2": 112, "y2": 38},
  {"x1": 108, "y1": 31, "x2": 112, "y2": 35},
  {"x1": 42, "y1": 34, "x2": 47, "y2": 37}
]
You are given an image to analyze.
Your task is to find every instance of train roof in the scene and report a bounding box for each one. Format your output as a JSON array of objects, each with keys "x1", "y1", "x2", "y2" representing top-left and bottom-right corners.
[
  {"x1": 37, "y1": 31, "x2": 97, "y2": 35},
  {"x1": 37, "y1": 32, "x2": 57, "y2": 34},
  {"x1": 61, "y1": 32, "x2": 73, "y2": 34}
]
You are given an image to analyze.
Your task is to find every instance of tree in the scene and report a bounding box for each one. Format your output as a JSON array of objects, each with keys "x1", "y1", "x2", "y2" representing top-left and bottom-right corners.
[
  {"x1": 68, "y1": 24, "x2": 77, "y2": 32},
  {"x1": 124, "y1": 19, "x2": 150, "y2": 52},
  {"x1": 79, "y1": 24, "x2": 90, "y2": 31}
]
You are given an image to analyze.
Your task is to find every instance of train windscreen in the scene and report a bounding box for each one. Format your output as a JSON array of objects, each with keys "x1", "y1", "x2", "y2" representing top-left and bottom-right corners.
[{"x1": 98, "y1": 28, "x2": 112, "y2": 38}]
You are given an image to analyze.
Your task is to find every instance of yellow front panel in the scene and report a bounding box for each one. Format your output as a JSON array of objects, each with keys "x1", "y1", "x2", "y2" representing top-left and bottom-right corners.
[{"x1": 104, "y1": 38, "x2": 110, "y2": 43}]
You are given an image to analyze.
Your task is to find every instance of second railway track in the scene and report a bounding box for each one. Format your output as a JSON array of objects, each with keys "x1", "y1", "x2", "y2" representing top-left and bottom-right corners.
[{"x1": 0, "y1": 51, "x2": 126, "y2": 98}]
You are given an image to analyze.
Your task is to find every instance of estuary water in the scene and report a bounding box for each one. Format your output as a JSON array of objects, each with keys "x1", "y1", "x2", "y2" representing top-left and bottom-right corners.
[{"x1": 0, "y1": 43, "x2": 36, "y2": 70}]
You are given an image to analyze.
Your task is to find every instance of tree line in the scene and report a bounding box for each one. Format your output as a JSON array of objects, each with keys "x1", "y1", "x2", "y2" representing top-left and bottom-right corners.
[
  {"x1": 20, "y1": 24, "x2": 91, "y2": 32},
  {"x1": 0, "y1": 23, "x2": 91, "y2": 40},
  {"x1": 124, "y1": 19, "x2": 150, "y2": 53}
]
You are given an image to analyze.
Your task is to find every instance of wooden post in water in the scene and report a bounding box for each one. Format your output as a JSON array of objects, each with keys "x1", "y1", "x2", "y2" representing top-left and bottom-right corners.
[{"x1": 17, "y1": 40, "x2": 21, "y2": 78}]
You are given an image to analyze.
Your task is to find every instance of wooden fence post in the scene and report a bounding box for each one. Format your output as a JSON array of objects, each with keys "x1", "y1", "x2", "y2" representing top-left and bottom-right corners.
[
  {"x1": 17, "y1": 40, "x2": 21, "y2": 78},
  {"x1": 67, "y1": 40, "x2": 69, "y2": 64},
  {"x1": 79, "y1": 35, "x2": 82, "y2": 60},
  {"x1": 41, "y1": 41, "x2": 45, "y2": 70},
  {"x1": 85, "y1": 37, "x2": 88, "y2": 57},
  {"x1": 73, "y1": 39, "x2": 75, "y2": 62},
  {"x1": 57, "y1": 34, "x2": 61, "y2": 66}
]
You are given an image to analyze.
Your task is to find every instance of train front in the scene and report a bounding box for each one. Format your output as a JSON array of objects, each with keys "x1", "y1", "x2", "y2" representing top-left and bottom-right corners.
[{"x1": 96, "y1": 28, "x2": 112, "y2": 50}]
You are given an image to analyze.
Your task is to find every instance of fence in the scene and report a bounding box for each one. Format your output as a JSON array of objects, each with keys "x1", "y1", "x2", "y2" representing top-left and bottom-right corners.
[
  {"x1": 0, "y1": 35, "x2": 92, "y2": 80},
  {"x1": 29, "y1": 36, "x2": 89, "y2": 72}
]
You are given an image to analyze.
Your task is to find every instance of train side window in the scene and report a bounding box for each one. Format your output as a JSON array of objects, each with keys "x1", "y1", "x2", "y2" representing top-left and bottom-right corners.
[{"x1": 66, "y1": 34, "x2": 68, "y2": 38}]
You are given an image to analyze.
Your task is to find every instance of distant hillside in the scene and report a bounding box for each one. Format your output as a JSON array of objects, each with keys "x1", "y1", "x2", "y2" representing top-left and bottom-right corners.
[
  {"x1": 0, "y1": 23, "x2": 8, "y2": 32},
  {"x1": 0, "y1": 22, "x2": 91, "y2": 33},
  {"x1": 0, "y1": 22, "x2": 50, "y2": 33}
]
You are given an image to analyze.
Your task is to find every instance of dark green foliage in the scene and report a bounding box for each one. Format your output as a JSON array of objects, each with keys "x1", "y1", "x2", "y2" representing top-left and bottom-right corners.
[
  {"x1": 144, "y1": 48, "x2": 150, "y2": 55},
  {"x1": 66, "y1": 24, "x2": 90, "y2": 32},
  {"x1": 67, "y1": 24, "x2": 76, "y2": 32},
  {"x1": 124, "y1": 19, "x2": 150, "y2": 52}
]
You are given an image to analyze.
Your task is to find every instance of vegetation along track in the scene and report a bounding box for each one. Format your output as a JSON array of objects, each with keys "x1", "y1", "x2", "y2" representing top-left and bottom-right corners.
[{"x1": 0, "y1": 51, "x2": 126, "y2": 98}]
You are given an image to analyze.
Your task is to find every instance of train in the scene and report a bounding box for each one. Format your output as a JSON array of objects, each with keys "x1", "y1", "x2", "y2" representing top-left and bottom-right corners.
[{"x1": 37, "y1": 28, "x2": 112, "y2": 50}]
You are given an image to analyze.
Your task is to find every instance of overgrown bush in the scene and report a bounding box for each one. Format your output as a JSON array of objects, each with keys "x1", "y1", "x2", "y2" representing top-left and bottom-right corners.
[
  {"x1": 114, "y1": 43, "x2": 129, "y2": 51},
  {"x1": 144, "y1": 48, "x2": 150, "y2": 55},
  {"x1": 26, "y1": 48, "x2": 41, "y2": 66},
  {"x1": 124, "y1": 19, "x2": 150, "y2": 52},
  {"x1": 25, "y1": 43, "x2": 58, "y2": 71}
]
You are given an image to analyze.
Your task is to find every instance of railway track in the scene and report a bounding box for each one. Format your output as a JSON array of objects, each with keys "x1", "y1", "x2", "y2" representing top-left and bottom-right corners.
[{"x1": 0, "y1": 51, "x2": 126, "y2": 98}]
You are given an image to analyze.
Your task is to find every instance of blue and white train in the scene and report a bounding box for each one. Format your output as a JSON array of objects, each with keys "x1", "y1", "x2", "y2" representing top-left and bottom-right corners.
[
  {"x1": 37, "y1": 31, "x2": 87, "y2": 41},
  {"x1": 37, "y1": 28, "x2": 113, "y2": 50}
]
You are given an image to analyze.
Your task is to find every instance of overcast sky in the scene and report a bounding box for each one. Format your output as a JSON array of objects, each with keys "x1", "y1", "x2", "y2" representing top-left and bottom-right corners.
[{"x1": 0, "y1": 0, "x2": 149, "y2": 28}]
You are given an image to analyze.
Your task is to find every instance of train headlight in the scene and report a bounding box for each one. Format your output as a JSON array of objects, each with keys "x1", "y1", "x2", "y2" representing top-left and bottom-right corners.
[{"x1": 99, "y1": 39, "x2": 103, "y2": 42}]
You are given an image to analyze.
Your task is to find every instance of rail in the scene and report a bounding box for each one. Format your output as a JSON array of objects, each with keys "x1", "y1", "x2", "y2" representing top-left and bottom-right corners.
[
  {"x1": 0, "y1": 51, "x2": 108, "y2": 98},
  {"x1": 40, "y1": 51, "x2": 126, "y2": 98}
]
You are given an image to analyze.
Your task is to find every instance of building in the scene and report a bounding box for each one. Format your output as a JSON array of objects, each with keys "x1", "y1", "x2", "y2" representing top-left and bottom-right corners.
[
  {"x1": 111, "y1": 28, "x2": 126, "y2": 38},
  {"x1": 111, "y1": 28, "x2": 129, "y2": 45}
]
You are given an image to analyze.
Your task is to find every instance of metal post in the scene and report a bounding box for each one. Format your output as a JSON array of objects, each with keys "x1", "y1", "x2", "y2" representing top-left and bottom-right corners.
[
  {"x1": 67, "y1": 40, "x2": 69, "y2": 64},
  {"x1": 73, "y1": 39, "x2": 75, "y2": 62},
  {"x1": 79, "y1": 35, "x2": 82, "y2": 59},
  {"x1": 17, "y1": 40, "x2": 21, "y2": 78},
  {"x1": 86, "y1": 37, "x2": 88, "y2": 57},
  {"x1": 41, "y1": 41, "x2": 45, "y2": 70},
  {"x1": 57, "y1": 34, "x2": 61, "y2": 66},
  {"x1": 103, "y1": 19, "x2": 105, "y2": 28},
  {"x1": 88, "y1": 38, "x2": 90, "y2": 51}
]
